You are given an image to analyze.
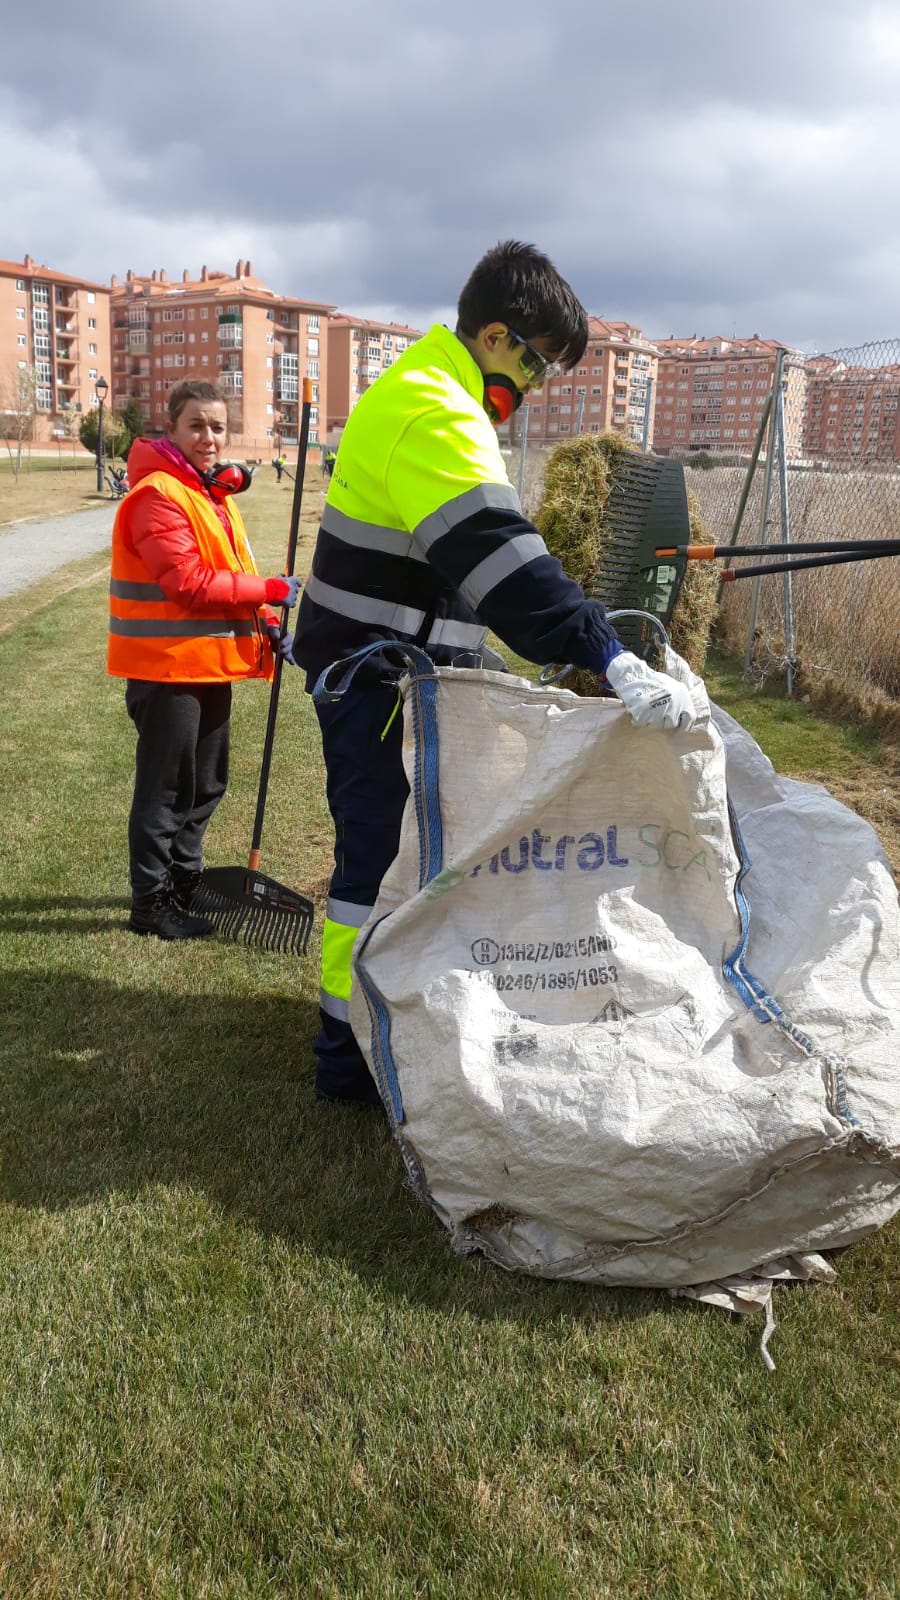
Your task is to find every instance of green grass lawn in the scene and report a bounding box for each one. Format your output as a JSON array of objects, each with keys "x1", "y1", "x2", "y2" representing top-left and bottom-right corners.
[
  {"x1": 0, "y1": 486, "x2": 898, "y2": 1597},
  {"x1": 0, "y1": 455, "x2": 111, "y2": 526}
]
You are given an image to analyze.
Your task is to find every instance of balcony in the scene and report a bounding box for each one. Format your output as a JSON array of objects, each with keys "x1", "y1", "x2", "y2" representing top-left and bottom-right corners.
[
  {"x1": 220, "y1": 371, "x2": 243, "y2": 393},
  {"x1": 217, "y1": 325, "x2": 243, "y2": 349},
  {"x1": 129, "y1": 332, "x2": 150, "y2": 354},
  {"x1": 278, "y1": 383, "x2": 299, "y2": 401}
]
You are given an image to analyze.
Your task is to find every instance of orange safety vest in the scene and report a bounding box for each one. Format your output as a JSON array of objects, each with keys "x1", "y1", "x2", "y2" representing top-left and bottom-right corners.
[{"x1": 107, "y1": 471, "x2": 273, "y2": 684}]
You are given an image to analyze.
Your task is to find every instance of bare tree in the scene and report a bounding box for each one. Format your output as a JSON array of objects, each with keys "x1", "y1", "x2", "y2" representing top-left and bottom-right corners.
[{"x1": 0, "y1": 364, "x2": 38, "y2": 478}]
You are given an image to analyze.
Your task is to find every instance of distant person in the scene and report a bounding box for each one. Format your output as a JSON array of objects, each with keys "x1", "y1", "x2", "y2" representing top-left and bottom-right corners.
[
  {"x1": 323, "y1": 448, "x2": 337, "y2": 479},
  {"x1": 273, "y1": 453, "x2": 287, "y2": 482},
  {"x1": 293, "y1": 239, "x2": 697, "y2": 1105},
  {"x1": 108, "y1": 380, "x2": 301, "y2": 940}
]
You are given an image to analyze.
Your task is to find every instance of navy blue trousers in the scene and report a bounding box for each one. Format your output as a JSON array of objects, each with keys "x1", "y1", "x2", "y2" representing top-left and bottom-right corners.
[{"x1": 314, "y1": 684, "x2": 409, "y2": 1102}]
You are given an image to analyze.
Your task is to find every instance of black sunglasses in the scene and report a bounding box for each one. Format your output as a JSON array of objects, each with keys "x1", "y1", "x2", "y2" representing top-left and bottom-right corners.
[{"x1": 506, "y1": 326, "x2": 562, "y2": 386}]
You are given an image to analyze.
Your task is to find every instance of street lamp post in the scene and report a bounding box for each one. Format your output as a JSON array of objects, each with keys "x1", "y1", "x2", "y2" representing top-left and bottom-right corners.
[{"x1": 95, "y1": 375, "x2": 109, "y2": 493}]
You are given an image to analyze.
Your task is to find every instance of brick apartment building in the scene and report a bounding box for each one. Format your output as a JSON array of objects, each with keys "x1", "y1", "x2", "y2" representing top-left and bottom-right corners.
[
  {"x1": 651, "y1": 335, "x2": 808, "y2": 460},
  {"x1": 504, "y1": 317, "x2": 659, "y2": 449},
  {"x1": 109, "y1": 262, "x2": 335, "y2": 457},
  {"x1": 803, "y1": 356, "x2": 900, "y2": 464},
  {"x1": 0, "y1": 255, "x2": 111, "y2": 444},
  {"x1": 325, "y1": 315, "x2": 423, "y2": 434}
]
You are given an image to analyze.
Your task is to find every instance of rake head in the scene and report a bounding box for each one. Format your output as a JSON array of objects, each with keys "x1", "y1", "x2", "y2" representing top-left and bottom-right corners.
[
  {"x1": 193, "y1": 866, "x2": 314, "y2": 955},
  {"x1": 587, "y1": 454, "x2": 691, "y2": 662}
]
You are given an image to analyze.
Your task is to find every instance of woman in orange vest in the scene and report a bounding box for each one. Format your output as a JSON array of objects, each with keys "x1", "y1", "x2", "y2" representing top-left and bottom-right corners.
[{"x1": 108, "y1": 379, "x2": 301, "y2": 940}]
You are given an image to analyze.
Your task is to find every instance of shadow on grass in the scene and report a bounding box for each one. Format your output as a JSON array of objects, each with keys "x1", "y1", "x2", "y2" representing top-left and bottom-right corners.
[
  {"x1": 0, "y1": 894, "x2": 128, "y2": 935},
  {"x1": 0, "y1": 961, "x2": 674, "y2": 1332}
]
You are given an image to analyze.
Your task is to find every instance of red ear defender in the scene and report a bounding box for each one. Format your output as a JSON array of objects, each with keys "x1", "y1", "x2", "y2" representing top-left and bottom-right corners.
[
  {"x1": 483, "y1": 375, "x2": 522, "y2": 426},
  {"x1": 204, "y1": 461, "x2": 253, "y2": 498}
]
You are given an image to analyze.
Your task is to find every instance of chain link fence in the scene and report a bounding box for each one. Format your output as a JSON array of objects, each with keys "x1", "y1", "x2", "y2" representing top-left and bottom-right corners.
[{"x1": 506, "y1": 338, "x2": 900, "y2": 707}]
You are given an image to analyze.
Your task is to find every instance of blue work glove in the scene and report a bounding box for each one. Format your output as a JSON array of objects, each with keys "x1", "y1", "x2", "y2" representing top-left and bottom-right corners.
[
  {"x1": 263, "y1": 574, "x2": 303, "y2": 608},
  {"x1": 264, "y1": 623, "x2": 297, "y2": 664}
]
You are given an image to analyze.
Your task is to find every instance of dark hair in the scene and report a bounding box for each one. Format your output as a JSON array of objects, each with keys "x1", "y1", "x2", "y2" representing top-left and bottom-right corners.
[
  {"x1": 166, "y1": 380, "x2": 228, "y2": 426},
  {"x1": 456, "y1": 240, "x2": 588, "y2": 369}
]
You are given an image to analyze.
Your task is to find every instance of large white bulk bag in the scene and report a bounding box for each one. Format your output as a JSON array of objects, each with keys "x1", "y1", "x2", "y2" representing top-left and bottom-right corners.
[{"x1": 347, "y1": 650, "x2": 900, "y2": 1320}]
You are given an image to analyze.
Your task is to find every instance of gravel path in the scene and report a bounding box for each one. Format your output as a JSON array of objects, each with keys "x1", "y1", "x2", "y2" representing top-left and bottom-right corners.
[{"x1": 0, "y1": 506, "x2": 116, "y2": 599}]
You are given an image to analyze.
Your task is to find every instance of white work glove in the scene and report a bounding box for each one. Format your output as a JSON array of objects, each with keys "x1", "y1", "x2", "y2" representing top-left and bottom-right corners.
[{"x1": 604, "y1": 650, "x2": 697, "y2": 732}]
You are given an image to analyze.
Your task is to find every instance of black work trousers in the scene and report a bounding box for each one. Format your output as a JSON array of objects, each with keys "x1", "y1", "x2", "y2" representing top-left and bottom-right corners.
[{"x1": 125, "y1": 679, "x2": 232, "y2": 899}]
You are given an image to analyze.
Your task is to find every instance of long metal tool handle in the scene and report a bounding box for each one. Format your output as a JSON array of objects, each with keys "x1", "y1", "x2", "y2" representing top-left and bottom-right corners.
[
  {"x1": 248, "y1": 379, "x2": 314, "y2": 869},
  {"x1": 719, "y1": 546, "x2": 898, "y2": 581},
  {"x1": 660, "y1": 539, "x2": 900, "y2": 560}
]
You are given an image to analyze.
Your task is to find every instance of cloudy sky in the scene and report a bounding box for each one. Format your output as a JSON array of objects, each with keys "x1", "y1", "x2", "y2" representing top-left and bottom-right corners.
[{"x1": 4, "y1": 1, "x2": 899, "y2": 353}]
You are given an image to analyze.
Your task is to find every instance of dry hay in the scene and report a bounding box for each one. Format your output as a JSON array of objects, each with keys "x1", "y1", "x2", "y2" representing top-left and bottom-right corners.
[{"x1": 534, "y1": 431, "x2": 719, "y2": 694}]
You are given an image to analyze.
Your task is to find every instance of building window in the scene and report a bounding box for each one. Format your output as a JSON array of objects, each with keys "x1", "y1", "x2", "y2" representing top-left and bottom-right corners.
[
  {"x1": 266, "y1": 404, "x2": 274, "y2": 415},
  {"x1": 266, "y1": 357, "x2": 273, "y2": 368},
  {"x1": 16, "y1": 307, "x2": 25, "y2": 320},
  {"x1": 200, "y1": 308, "x2": 208, "y2": 319},
  {"x1": 307, "y1": 338, "x2": 319, "y2": 356},
  {"x1": 266, "y1": 380, "x2": 273, "y2": 391},
  {"x1": 17, "y1": 334, "x2": 26, "y2": 347},
  {"x1": 15, "y1": 278, "x2": 25, "y2": 291},
  {"x1": 89, "y1": 343, "x2": 97, "y2": 355},
  {"x1": 308, "y1": 361, "x2": 319, "y2": 378},
  {"x1": 308, "y1": 314, "x2": 320, "y2": 332},
  {"x1": 87, "y1": 292, "x2": 96, "y2": 303},
  {"x1": 201, "y1": 332, "x2": 209, "y2": 343}
]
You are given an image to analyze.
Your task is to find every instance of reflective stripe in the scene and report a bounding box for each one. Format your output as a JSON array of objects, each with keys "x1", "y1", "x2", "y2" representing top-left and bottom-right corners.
[
  {"x1": 109, "y1": 617, "x2": 257, "y2": 639},
  {"x1": 413, "y1": 482, "x2": 521, "y2": 556},
  {"x1": 319, "y1": 988, "x2": 350, "y2": 1022},
  {"x1": 461, "y1": 532, "x2": 548, "y2": 610},
  {"x1": 426, "y1": 619, "x2": 488, "y2": 649},
  {"x1": 304, "y1": 572, "x2": 426, "y2": 635},
  {"x1": 321, "y1": 917, "x2": 359, "y2": 1002},
  {"x1": 109, "y1": 578, "x2": 168, "y2": 601},
  {"x1": 326, "y1": 897, "x2": 373, "y2": 928},
  {"x1": 322, "y1": 503, "x2": 427, "y2": 562}
]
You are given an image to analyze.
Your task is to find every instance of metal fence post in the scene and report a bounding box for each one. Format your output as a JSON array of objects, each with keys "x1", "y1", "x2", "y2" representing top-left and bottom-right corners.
[
  {"x1": 744, "y1": 348, "x2": 786, "y2": 675},
  {"x1": 516, "y1": 402, "x2": 529, "y2": 505},
  {"x1": 775, "y1": 377, "x2": 796, "y2": 696}
]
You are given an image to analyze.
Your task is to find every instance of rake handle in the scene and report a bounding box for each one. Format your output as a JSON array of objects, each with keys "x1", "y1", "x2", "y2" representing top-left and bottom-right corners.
[
  {"x1": 718, "y1": 546, "x2": 897, "y2": 580},
  {"x1": 249, "y1": 380, "x2": 314, "y2": 863},
  {"x1": 657, "y1": 539, "x2": 900, "y2": 560}
]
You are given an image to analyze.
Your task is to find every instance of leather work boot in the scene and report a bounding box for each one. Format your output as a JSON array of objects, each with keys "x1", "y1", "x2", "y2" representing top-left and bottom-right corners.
[
  {"x1": 169, "y1": 869, "x2": 204, "y2": 914},
  {"x1": 129, "y1": 889, "x2": 214, "y2": 941}
]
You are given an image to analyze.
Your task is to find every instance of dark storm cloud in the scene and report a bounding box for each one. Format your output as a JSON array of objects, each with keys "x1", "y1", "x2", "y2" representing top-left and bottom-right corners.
[{"x1": 3, "y1": 0, "x2": 899, "y2": 348}]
